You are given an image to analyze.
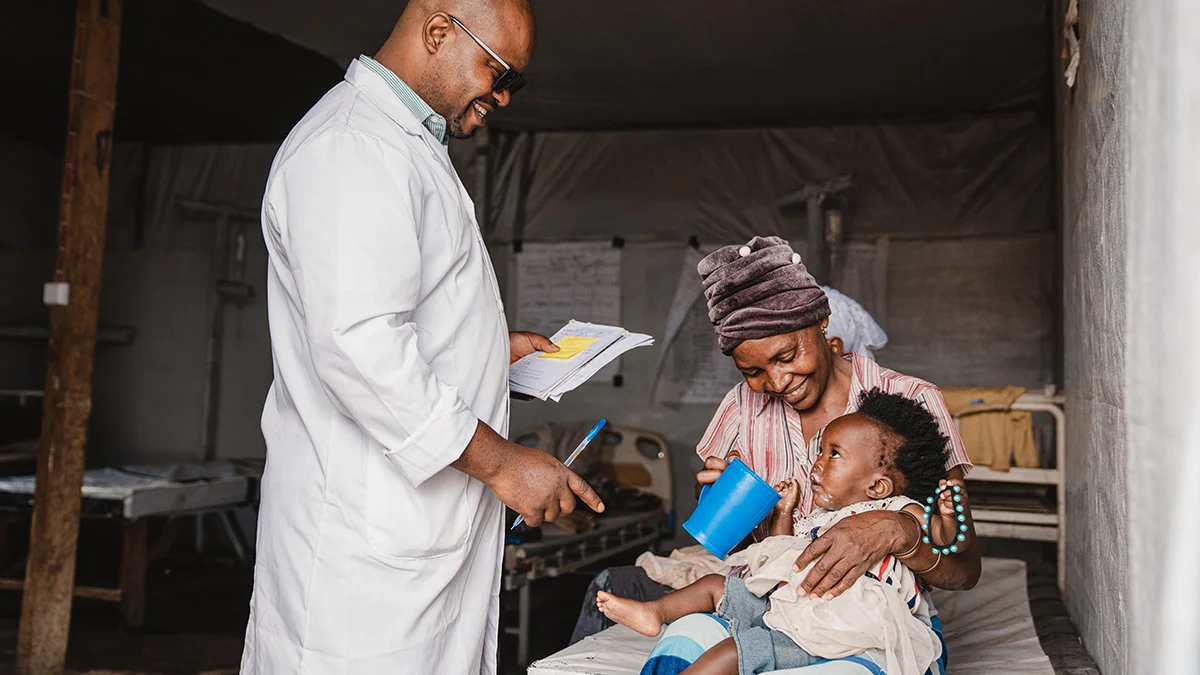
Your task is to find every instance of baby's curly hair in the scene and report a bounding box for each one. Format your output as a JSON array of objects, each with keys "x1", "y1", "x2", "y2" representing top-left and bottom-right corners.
[{"x1": 854, "y1": 388, "x2": 950, "y2": 500}]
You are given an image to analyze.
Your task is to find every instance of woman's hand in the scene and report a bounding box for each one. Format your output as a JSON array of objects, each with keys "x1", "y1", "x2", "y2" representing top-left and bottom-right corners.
[
  {"x1": 791, "y1": 510, "x2": 912, "y2": 600},
  {"x1": 693, "y1": 452, "x2": 741, "y2": 497}
]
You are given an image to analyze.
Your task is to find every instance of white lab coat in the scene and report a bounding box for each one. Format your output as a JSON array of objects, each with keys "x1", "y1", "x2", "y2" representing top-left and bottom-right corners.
[{"x1": 241, "y1": 60, "x2": 511, "y2": 675}]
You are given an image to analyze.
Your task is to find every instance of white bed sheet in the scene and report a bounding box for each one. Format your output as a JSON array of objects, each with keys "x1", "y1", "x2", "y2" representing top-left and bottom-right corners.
[
  {"x1": 0, "y1": 461, "x2": 252, "y2": 519},
  {"x1": 528, "y1": 557, "x2": 1053, "y2": 675}
]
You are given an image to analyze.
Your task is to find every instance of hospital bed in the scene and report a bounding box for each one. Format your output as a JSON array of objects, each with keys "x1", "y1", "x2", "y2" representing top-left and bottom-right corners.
[
  {"x1": 0, "y1": 459, "x2": 261, "y2": 627},
  {"x1": 528, "y1": 392, "x2": 1095, "y2": 674},
  {"x1": 529, "y1": 558, "x2": 1094, "y2": 675},
  {"x1": 955, "y1": 389, "x2": 1066, "y2": 591}
]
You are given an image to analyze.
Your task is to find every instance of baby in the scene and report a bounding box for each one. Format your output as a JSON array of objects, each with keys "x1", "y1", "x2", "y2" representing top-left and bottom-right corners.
[{"x1": 597, "y1": 389, "x2": 968, "y2": 675}]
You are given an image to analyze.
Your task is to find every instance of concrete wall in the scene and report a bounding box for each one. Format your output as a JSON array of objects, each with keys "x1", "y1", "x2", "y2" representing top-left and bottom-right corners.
[{"x1": 1061, "y1": 0, "x2": 1130, "y2": 673}]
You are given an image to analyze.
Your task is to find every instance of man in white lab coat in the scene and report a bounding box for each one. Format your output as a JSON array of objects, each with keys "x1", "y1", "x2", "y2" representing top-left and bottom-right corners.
[{"x1": 241, "y1": 1, "x2": 602, "y2": 672}]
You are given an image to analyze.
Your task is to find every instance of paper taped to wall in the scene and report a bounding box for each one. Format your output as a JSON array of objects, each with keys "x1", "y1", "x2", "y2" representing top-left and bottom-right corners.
[
  {"x1": 515, "y1": 242, "x2": 623, "y2": 379},
  {"x1": 510, "y1": 321, "x2": 653, "y2": 402}
]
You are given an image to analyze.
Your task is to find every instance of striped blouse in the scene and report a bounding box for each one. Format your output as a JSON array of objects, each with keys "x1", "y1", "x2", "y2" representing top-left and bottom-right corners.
[{"x1": 696, "y1": 352, "x2": 972, "y2": 529}]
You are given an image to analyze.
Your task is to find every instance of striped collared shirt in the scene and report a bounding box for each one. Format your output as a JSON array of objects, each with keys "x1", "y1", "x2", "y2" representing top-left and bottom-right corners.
[
  {"x1": 358, "y1": 55, "x2": 448, "y2": 145},
  {"x1": 697, "y1": 352, "x2": 973, "y2": 530}
]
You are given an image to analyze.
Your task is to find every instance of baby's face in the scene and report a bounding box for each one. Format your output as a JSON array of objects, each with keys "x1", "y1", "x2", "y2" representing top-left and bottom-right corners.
[{"x1": 809, "y1": 414, "x2": 893, "y2": 510}]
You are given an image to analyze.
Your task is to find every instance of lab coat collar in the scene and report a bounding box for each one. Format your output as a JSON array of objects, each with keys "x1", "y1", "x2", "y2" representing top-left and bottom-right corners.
[{"x1": 345, "y1": 59, "x2": 446, "y2": 152}]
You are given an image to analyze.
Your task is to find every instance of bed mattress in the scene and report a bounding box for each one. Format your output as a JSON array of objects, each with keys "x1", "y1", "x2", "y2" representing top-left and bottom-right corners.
[{"x1": 529, "y1": 557, "x2": 1054, "y2": 675}]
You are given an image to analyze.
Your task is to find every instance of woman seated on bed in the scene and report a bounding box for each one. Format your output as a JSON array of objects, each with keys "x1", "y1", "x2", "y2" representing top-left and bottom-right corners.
[
  {"x1": 570, "y1": 236, "x2": 979, "y2": 674},
  {"x1": 598, "y1": 389, "x2": 968, "y2": 675}
]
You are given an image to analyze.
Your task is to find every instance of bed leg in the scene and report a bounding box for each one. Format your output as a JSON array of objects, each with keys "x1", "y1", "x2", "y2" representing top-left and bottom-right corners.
[
  {"x1": 218, "y1": 510, "x2": 249, "y2": 564},
  {"x1": 120, "y1": 518, "x2": 148, "y2": 628},
  {"x1": 518, "y1": 582, "x2": 531, "y2": 667}
]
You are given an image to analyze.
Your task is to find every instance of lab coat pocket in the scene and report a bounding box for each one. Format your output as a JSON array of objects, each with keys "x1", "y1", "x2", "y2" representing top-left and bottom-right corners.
[{"x1": 363, "y1": 447, "x2": 472, "y2": 562}]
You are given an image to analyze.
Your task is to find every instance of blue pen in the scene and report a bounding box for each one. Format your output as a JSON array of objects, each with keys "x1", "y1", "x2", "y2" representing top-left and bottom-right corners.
[{"x1": 511, "y1": 418, "x2": 608, "y2": 531}]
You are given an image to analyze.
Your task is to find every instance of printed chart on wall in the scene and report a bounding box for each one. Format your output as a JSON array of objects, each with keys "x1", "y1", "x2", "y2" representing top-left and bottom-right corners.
[
  {"x1": 653, "y1": 247, "x2": 743, "y2": 404},
  {"x1": 515, "y1": 242, "x2": 623, "y2": 381}
]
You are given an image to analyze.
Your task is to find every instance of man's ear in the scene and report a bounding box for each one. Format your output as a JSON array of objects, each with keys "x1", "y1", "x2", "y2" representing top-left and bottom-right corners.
[
  {"x1": 866, "y1": 475, "x2": 893, "y2": 500},
  {"x1": 828, "y1": 336, "x2": 845, "y2": 356},
  {"x1": 424, "y1": 12, "x2": 453, "y2": 54}
]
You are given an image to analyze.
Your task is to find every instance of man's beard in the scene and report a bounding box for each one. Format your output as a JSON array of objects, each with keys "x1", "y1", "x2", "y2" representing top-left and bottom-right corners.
[
  {"x1": 448, "y1": 96, "x2": 486, "y2": 139},
  {"x1": 418, "y1": 71, "x2": 473, "y2": 139},
  {"x1": 448, "y1": 111, "x2": 471, "y2": 139}
]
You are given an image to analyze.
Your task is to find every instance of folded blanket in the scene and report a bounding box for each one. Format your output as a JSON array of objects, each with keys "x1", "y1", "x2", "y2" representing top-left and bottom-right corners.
[{"x1": 637, "y1": 545, "x2": 730, "y2": 589}]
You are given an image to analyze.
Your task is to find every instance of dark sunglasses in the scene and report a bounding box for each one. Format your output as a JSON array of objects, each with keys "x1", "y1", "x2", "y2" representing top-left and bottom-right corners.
[{"x1": 448, "y1": 15, "x2": 527, "y2": 95}]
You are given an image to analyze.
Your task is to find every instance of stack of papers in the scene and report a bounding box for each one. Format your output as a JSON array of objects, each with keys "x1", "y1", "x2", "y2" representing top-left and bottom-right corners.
[{"x1": 509, "y1": 321, "x2": 654, "y2": 401}]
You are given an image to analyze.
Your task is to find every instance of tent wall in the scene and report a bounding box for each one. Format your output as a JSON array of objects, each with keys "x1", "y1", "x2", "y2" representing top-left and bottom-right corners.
[
  {"x1": 486, "y1": 114, "x2": 1054, "y2": 388},
  {"x1": 486, "y1": 115, "x2": 1050, "y2": 244},
  {"x1": 486, "y1": 116, "x2": 1053, "y2": 544},
  {"x1": 1126, "y1": 0, "x2": 1200, "y2": 672},
  {"x1": 0, "y1": 137, "x2": 59, "y2": 398},
  {"x1": 1060, "y1": 0, "x2": 1129, "y2": 673},
  {"x1": 0, "y1": 136, "x2": 276, "y2": 466},
  {"x1": 0, "y1": 112, "x2": 1053, "y2": 550}
]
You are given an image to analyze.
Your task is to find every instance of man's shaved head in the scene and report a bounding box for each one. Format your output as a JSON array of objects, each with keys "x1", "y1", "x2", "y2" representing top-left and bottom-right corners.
[{"x1": 374, "y1": 0, "x2": 535, "y2": 138}]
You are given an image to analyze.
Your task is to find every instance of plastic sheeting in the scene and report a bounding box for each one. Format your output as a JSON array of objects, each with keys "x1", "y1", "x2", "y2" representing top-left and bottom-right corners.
[
  {"x1": 1059, "y1": 0, "x2": 1129, "y2": 672},
  {"x1": 529, "y1": 558, "x2": 1053, "y2": 675},
  {"x1": 1126, "y1": 0, "x2": 1200, "y2": 672},
  {"x1": 484, "y1": 114, "x2": 1051, "y2": 246},
  {"x1": 0, "y1": 111, "x2": 1057, "y2": 471},
  {"x1": 194, "y1": 1, "x2": 1048, "y2": 132},
  {"x1": 882, "y1": 233, "x2": 1055, "y2": 388}
]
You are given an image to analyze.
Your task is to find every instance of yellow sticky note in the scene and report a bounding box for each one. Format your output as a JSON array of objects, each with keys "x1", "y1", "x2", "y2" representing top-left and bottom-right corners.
[{"x1": 539, "y1": 336, "x2": 597, "y2": 360}]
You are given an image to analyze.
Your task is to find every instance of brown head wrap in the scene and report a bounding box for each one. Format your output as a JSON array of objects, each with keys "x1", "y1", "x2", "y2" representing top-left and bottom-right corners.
[{"x1": 698, "y1": 236, "x2": 831, "y2": 355}]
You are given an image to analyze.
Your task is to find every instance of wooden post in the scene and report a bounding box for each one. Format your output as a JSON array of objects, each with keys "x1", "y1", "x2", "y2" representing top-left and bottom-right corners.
[{"x1": 16, "y1": 0, "x2": 122, "y2": 672}]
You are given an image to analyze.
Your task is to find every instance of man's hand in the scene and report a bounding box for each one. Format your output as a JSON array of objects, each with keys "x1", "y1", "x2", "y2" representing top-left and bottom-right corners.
[
  {"x1": 509, "y1": 331, "x2": 558, "y2": 364},
  {"x1": 792, "y1": 510, "x2": 910, "y2": 600},
  {"x1": 453, "y1": 421, "x2": 604, "y2": 526},
  {"x1": 489, "y1": 445, "x2": 604, "y2": 526}
]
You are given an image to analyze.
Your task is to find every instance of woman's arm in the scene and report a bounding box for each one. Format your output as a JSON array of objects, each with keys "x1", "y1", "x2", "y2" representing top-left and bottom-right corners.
[{"x1": 792, "y1": 467, "x2": 981, "y2": 599}]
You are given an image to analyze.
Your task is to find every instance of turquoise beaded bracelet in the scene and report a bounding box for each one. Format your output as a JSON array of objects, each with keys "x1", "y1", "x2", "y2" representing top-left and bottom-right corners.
[{"x1": 920, "y1": 484, "x2": 970, "y2": 555}]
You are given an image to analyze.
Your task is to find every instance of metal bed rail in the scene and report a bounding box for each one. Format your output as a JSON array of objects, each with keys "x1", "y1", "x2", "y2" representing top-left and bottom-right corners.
[
  {"x1": 958, "y1": 391, "x2": 1066, "y2": 592},
  {"x1": 503, "y1": 510, "x2": 666, "y2": 667}
]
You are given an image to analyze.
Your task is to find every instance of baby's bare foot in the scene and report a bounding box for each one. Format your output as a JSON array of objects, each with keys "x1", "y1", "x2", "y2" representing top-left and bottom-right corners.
[{"x1": 596, "y1": 591, "x2": 665, "y2": 637}]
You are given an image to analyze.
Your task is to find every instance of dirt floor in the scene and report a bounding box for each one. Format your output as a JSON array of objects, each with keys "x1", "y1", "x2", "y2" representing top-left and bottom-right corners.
[
  {"x1": 0, "y1": 516, "x2": 603, "y2": 674},
  {"x1": 0, "y1": 556, "x2": 249, "y2": 674}
]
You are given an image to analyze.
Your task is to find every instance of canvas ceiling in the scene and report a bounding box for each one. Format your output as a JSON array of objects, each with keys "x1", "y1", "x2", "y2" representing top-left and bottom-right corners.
[{"x1": 199, "y1": 0, "x2": 1051, "y2": 131}]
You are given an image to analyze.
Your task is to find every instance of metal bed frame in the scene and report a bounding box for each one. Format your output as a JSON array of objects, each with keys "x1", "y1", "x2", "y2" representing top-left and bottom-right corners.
[
  {"x1": 959, "y1": 389, "x2": 1066, "y2": 591},
  {"x1": 503, "y1": 510, "x2": 666, "y2": 668}
]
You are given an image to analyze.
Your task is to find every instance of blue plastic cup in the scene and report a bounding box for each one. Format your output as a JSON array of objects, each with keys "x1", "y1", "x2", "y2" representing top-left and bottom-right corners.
[{"x1": 683, "y1": 457, "x2": 781, "y2": 559}]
